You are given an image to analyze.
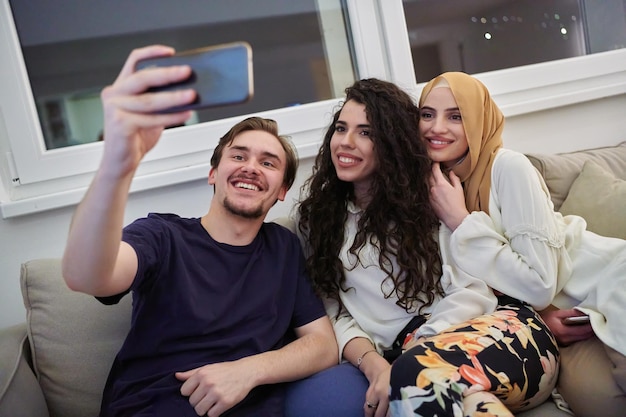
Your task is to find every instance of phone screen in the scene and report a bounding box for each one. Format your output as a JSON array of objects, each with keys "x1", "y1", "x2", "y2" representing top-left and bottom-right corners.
[{"x1": 135, "y1": 42, "x2": 253, "y2": 113}]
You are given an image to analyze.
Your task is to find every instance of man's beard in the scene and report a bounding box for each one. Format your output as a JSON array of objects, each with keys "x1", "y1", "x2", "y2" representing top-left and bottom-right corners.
[{"x1": 223, "y1": 196, "x2": 264, "y2": 219}]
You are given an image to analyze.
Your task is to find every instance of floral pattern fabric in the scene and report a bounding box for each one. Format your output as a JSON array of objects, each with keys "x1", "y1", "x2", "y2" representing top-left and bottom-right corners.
[{"x1": 389, "y1": 297, "x2": 559, "y2": 417}]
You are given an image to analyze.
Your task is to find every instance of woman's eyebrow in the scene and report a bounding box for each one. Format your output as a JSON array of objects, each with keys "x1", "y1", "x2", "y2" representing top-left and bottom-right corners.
[
  {"x1": 335, "y1": 120, "x2": 370, "y2": 129},
  {"x1": 420, "y1": 106, "x2": 460, "y2": 112}
]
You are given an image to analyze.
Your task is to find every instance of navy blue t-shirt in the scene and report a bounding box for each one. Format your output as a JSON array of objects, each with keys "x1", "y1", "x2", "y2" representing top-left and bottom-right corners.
[{"x1": 98, "y1": 213, "x2": 326, "y2": 417}]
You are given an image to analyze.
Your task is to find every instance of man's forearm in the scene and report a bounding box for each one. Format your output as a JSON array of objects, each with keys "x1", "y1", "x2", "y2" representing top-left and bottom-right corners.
[
  {"x1": 62, "y1": 167, "x2": 134, "y2": 295},
  {"x1": 245, "y1": 331, "x2": 338, "y2": 386},
  {"x1": 243, "y1": 316, "x2": 337, "y2": 386}
]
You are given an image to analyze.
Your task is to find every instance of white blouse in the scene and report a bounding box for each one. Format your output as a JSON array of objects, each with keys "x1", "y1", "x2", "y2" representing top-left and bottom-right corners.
[
  {"x1": 296, "y1": 201, "x2": 497, "y2": 359},
  {"x1": 449, "y1": 148, "x2": 626, "y2": 356}
]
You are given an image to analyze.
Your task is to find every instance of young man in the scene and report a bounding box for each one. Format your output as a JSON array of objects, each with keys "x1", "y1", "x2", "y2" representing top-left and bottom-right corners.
[{"x1": 61, "y1": 45, "x2": 337, "y2": 417}]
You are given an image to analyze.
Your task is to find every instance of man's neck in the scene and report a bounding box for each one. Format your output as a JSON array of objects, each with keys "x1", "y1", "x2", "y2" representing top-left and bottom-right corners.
[{"x1": 200, "y1": 207, "x2": 264, "y2": 246}]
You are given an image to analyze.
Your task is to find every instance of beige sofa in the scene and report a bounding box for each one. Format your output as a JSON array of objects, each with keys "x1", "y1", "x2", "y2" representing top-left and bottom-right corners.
[{"x1": 1, "y1": 142, "x2": 625, "y2": 417}]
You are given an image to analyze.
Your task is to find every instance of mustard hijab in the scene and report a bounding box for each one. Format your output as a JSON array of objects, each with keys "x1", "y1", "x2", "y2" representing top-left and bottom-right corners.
[{"x1": 419, "y1": 72, "x2": 504, "y2": 215}]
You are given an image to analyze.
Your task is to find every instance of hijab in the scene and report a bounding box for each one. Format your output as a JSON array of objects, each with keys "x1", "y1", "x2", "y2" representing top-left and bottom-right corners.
[{"x1": 419, "y1": 72, "x2": 504, "y2": 215}]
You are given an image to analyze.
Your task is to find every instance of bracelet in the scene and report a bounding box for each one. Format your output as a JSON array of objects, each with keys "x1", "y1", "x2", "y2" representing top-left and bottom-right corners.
[{"x1": 357, "y1": 349, "x2": 377, "y2": 370}]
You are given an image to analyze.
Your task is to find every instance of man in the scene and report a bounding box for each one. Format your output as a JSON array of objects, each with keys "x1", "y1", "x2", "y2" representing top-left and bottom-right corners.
[{"x1": 61, "y1": 45, "x2": 337, "y2": 417}]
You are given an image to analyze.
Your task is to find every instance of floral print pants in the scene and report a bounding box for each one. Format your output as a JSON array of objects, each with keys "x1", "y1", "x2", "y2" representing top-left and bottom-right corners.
[{"x1": 389, "y1": 297, "x2": 559, "y2": 417}]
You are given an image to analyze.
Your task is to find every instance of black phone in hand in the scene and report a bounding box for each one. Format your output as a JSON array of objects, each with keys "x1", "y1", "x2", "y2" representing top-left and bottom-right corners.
[{"x1": 135, "y1": 42, "x2": 254, "y2": 113}]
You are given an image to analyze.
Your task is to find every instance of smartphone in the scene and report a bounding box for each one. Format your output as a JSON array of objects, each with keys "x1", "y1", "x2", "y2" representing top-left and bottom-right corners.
[
  {"x1": 134, "y1": 42, "x2": 253, "y2": 113},
  {"x1": 562, "y1": 315, "x2": 591, "y2": 325}
]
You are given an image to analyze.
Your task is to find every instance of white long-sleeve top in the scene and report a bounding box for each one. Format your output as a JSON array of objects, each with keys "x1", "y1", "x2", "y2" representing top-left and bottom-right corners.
[
  {"x1": 295, "y1": 202, "x2": 497, "y2": 359},
  {"x1": 449, "y1": 148, "x2": 626, "y2": 355}
]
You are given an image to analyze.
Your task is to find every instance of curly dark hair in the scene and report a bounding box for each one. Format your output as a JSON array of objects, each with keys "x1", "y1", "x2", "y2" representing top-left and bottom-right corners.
[{"x1": 297, "y1": 78, "x2": 443, "y2": 316}]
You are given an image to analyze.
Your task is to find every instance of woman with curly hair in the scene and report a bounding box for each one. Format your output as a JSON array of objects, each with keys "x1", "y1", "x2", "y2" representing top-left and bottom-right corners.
[{"x1": 284, "y1": 78, "x2": 526, "y2": 417}]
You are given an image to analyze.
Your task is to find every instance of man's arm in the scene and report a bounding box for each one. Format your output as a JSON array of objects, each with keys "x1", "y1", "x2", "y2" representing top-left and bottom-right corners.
[
  {"x1": 251, "y1": 314, "x2": 338, "y2": 383},
  {"x1": 62, "y1": 45, "x2": 196, "y2": 297},
  {"x1": 176, "y1": 315, "x2": 337, "y2": 416}
]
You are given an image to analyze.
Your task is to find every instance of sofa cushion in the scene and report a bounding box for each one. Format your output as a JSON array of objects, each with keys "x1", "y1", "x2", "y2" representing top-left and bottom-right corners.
[
  {"x1": 526, "y1": 141, "x2": 626, "y2": 211},
  {"x1": 557, "y1": 337, "x2": 626, "y2": 417},
  {"x1": 559, "y1": 161, "x2": 626, "y2": 240},
  {"x1": 0, "y1": 323, "x2": 49, "y2": 417},
  {"x1": 21, "y1": 259, "x2": 131, "y2": 417}
]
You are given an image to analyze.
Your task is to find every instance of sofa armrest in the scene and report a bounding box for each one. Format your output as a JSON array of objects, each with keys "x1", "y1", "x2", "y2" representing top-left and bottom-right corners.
[{"x1": 0, "y1": 323, "x2": 49, "y2": 417}]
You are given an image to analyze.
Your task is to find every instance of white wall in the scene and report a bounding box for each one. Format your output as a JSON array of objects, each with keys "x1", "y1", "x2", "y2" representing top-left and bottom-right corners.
[{"x1": 502, "y1": 94, "x2": 626, "y2": 154}]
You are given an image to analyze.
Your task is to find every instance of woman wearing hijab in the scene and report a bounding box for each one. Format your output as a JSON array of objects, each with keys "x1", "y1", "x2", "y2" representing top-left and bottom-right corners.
[{"x1": 390, "y1": 72, "x2": 625, "y2": 417}]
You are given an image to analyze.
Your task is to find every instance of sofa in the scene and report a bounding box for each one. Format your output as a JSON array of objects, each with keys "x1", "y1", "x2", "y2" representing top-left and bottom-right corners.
[{"x1": 1, "y1": 142, "x2": 625, "y2": 417}]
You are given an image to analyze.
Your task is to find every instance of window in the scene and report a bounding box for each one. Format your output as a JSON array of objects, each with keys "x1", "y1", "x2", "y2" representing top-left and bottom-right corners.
[
  {"x1": 11, "y1": 1, "x2": 359, "y2": 151},
  {"x1": 403, "y1": 0, "x2": 626, "y2": 82}
]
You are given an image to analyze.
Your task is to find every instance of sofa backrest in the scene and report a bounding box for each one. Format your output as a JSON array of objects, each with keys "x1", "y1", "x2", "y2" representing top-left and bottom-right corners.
[
  {"x1": 525, "y1": 141, "x2": 626, "y2": 211},
  {"x1": 21, "y1": 258, "x2": 131, "y2": 417}
]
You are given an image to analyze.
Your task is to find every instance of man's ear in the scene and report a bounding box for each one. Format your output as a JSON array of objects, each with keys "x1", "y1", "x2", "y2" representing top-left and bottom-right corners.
[
  {"x1": 208, "y1": 167, "x2": 216, "y2": 185},
  {"x1": 276, "y1": 184, "x2": 288, "y2": 202}
]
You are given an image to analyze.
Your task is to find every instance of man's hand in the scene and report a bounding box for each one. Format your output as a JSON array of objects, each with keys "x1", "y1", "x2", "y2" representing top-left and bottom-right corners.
[
  {"x1": 176, "y1": 360, "x2": 255, "y2": 417},
  {"x1": 100, "y1": 45, "x2": 196, "y2": 177},
  {"x1": 428, "y1": 162, "x2": 469, "y2": 231},
  {"x1": 539, "y1": 307, "x2": 594, "y2": 346}
]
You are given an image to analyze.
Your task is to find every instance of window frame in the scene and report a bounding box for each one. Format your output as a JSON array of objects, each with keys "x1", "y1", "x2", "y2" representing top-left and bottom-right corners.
[{"x1": 1, "y1": 0, "x2": 626, "y2": 218}]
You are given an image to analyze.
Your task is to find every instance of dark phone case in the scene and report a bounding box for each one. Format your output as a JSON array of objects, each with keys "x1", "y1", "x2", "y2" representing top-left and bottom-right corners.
[{"x1": 135, "y1": 42, "x2": 253, "y2": 113}]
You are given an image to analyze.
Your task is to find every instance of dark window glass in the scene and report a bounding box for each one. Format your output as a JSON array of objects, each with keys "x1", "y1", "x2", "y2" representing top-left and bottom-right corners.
[
  {"x1": 403, "y1": 0, "x2": 626, "y2": 82},
  {"x1": 9, "y1": 0, "x2": 356, "y2": 149}
]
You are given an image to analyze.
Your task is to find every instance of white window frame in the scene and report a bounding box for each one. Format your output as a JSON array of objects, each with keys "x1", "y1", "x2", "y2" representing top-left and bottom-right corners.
[{"x1": 2, "y1": 0, "x2": 626, "y2": 218}]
